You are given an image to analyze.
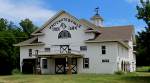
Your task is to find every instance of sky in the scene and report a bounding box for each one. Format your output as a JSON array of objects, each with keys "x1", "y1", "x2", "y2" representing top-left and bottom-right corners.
[{"x1": 0, "y1": 0, "x2": 147, "y2": 32}]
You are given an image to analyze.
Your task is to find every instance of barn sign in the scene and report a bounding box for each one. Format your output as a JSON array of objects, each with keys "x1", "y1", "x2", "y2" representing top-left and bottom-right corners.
[{"x1": 49, "y1": 18, "x2": 81, "y2": 31}]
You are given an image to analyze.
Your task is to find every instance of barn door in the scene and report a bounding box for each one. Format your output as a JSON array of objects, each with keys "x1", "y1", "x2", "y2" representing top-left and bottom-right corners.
[
  {"x1": 71, "y1": 58, "x2": 77, "y2": 74},
  {"x1": 55, "y1": 58, "x2": 66, "y2": 74},
  {"x1": 60, "y1": 45, "x2": 70, "y2": 53},
  {"x1": 55, "y1": 58, "x2": 77, "y2": 74},
  {"x1": 22, "y1": 59, "x2": 36, "y2": 74}
]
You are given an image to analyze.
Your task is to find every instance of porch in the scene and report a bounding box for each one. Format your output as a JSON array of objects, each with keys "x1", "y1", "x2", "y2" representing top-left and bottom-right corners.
[
  {"x1": 40, "y1": 57, "x2": 79, "y2": 74},
  {"x1": 21, "y1": 45, "x2": 84, "y2": 74},
  {"x1": 33, "y1": 45, "x2": 83, "y2": 74}
]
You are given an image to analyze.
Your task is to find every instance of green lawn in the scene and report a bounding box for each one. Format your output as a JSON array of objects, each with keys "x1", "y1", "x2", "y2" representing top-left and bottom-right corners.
[
  {"x1": 0, "y1": 72, "x2": 150, "y2": 83},
  {"x1": 137, "y1": 66, "x2": 150, "y2": 72}
]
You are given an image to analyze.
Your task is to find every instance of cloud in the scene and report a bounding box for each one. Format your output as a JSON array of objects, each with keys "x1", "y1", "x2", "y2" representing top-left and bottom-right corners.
[{"x1": 0, "y1": 0, "x2": 56, "y2": 26}]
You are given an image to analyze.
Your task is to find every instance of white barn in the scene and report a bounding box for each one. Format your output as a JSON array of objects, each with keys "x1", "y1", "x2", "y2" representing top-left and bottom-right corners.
[{"x1": 14, "y1": 10, "x2": 136, "y2": 74}]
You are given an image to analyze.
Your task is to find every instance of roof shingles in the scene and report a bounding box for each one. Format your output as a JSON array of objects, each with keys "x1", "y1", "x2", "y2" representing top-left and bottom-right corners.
[
  {"x1": 95, "y1": 25, "x2": 134, "y2": 42},
  {"x1": 80, "y1": 19, "x2": 134, "y2": 42}
]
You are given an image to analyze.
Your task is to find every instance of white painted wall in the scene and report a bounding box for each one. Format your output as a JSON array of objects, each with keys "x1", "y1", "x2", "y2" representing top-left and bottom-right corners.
[
  {"x1": 40, "y1": 58, "x2": 55, "y2": 74},
  {"x1": 38, "y1": 13, "x2": 89, "y2": 47},
  {"x1": 78, "y1": 42, "x2": 118, "y2": 74},
  {"x1": 116, "y1": 40, "x2": 136, "y2": 72},
  {"x1": 20, "y1": 46, "x2": 43, "y2": 72},
  {"x1": 128, "y1": 40, "x2": 136, "y2": 72}
]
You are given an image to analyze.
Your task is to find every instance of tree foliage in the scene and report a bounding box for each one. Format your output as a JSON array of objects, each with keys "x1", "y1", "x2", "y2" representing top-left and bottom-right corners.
[
  {"x1": 136, "y1": 0, "x2": 150, "y2": 28},
  {"x1": 0, "y1": 18, "x2": 36, "y2": 75},
  {"x1": 136, "y1": 0, "x2": 150, "y2": 66},
  {"x1": 19, "y1": 19, "x2": 37, "y2": 37},
  {"x1": 0, "y1": 18, "x2": 8, "y2": 31}
]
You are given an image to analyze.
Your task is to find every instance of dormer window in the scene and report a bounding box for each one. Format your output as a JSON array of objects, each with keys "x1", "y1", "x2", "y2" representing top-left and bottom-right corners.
[{"x1": 58, "y1": 30, "x2": 71, "y2": 39}]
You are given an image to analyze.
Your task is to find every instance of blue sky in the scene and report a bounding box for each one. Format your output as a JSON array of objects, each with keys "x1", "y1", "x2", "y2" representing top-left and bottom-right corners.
[{"x1": 0, "y1": 0, "x2": 146, "y2": 32}]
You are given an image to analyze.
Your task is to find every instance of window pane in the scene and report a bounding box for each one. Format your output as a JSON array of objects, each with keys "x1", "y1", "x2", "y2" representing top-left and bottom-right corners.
[
  {"x1": 101, "y1": 46, "x2": 106, "y2": 54},
  {"x1": 84, "y1": 64, "x2": 89, "y2": 68},
  {"x1": 102, "y1": 50, "x2": 106, "y2": 54},
  {"x1": 84, "y1": 58, "x2": 89, "y2": 63},
  {"x1": 80, "y1": 46, "x2": 87, "y2": 51},
  {"x1": 102, "y1": 59, "x2": 109, "y2": 63},
  {"x1": 42, "y1": 59, "x2": 48, "y2": 69},
  {"x1": 29, "y1": 49, "x2": 32, "y2": 57},
  {"x1": 45, "y1": 48, "x2": 50, "y2": 52},
  {"x1": 58, "y1": 30, "x2": 71, "y2": 39},
  {"x1": 83, "y1": 58, "x2": 89, "y2": 68},
  {"x1": 102, "y1": 46, "x2": 106, "y2": 49}
]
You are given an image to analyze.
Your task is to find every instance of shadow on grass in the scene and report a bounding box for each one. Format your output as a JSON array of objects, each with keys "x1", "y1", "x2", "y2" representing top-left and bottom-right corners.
[{"x1": 122, "y1": 76, "x2": 150, "y2": 83}]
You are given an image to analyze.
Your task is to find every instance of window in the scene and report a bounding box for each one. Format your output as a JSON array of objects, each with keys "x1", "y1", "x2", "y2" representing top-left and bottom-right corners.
[
  {"x1": 45, "y1": 48, "x2": 50, "y2": 52},
  {"x1": 102, "y1": 59, "x2": 109, "y2": 63},
  {"x1": 80, "y1": 46, "x2": 87, "y2": 51},
  {"x1": 83, "y1": 58, "x2": 89, "y2": 68},
  {"x1": 42, "y1": 59, "x2": 48, "y2": 69},
  {"x1": 29, "y1": 49, "x2": 32, "y2": 57},
  {"x1": 101, "y1": 46, "x2": 106, "y2": 54},
  {"x1": 58, "y1": 30, "x2": 71, "y2": 39}
]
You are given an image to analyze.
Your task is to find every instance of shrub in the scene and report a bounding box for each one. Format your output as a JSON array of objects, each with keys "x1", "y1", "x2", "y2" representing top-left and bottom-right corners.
[
  {"x1": 115, "y1": 71, "x2": 125, "y2": 75},
  {"x1": 12, "y1": 69, "x2": 22, "y2": 75}
]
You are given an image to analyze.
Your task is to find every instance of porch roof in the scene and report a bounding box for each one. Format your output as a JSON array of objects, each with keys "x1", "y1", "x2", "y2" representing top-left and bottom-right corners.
[{"x1": 37, "y1": 53, "x2": 83, "y2": 58}]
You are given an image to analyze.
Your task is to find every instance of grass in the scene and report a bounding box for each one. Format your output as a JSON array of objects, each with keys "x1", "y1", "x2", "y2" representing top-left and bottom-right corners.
[
  {"x1": 136, "y1": 66, "x2": 150, "y2": 72},
  {"x1": 0, "y1": 72, "x2": 150, "y2": 83}
]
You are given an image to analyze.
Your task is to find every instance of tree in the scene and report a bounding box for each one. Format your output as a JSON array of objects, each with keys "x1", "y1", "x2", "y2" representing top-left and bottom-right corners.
[
  {"x1": 19, "y1": 19, "x2": 37, "y2": 37},
  {"x1": 136, "y1": 0, "x2": 150, "y2": 66},
  {"x1": 0, "y1": 18, "x2": 30, "y2": 74},
  {"x1": 136, "y1": 0, "x2": 150, "y2": 28},
  {"x1": 0, "y1": 17, "x2": 38, "y2": 74},
  {"x1": 0, "y1": 18, "x2": 18, "y2": 74},
  {"x1": 0, "y1": 18, "x2": 8, "y2": 31},
  {"x1": 0, "y1": 31, "x2": 16, "y2": 74}
]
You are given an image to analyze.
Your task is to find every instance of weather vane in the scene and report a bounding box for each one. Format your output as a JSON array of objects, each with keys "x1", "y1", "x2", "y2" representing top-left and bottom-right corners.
[{"x1": 95, "y1": 7, "x2": 100, "y2": 15}]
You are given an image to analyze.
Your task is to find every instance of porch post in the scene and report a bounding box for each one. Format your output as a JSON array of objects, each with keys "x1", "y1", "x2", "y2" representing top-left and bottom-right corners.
[
  {"x1": 66, "y1": 56, "x2": 68, "y2": 73},
  {"x1": 66, "y1": 57, "x2": 72, "y2": 74},
  {"x1": 35, "y1": 50, "x2": 41, "y2": 74},
  {"x1": 67, "y1": 57, "x2": 72, "y2": 74}
]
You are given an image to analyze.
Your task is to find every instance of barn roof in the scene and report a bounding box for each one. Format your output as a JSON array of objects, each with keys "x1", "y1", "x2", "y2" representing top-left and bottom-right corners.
[
  {"x1": 80, "y1": 19, "x2": 134, "y2": 41},
  {"x1": 14, "y1": 37, "x2": 45, "y2": 46},
  {"x1": 14, "y1": 10, "x2": 135, "y2": 48}
]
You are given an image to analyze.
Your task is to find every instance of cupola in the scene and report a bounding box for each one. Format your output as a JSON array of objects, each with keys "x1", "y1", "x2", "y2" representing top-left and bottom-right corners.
[{"x1": 91, "y1": 7, "x2": 103, "y2": 27}]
